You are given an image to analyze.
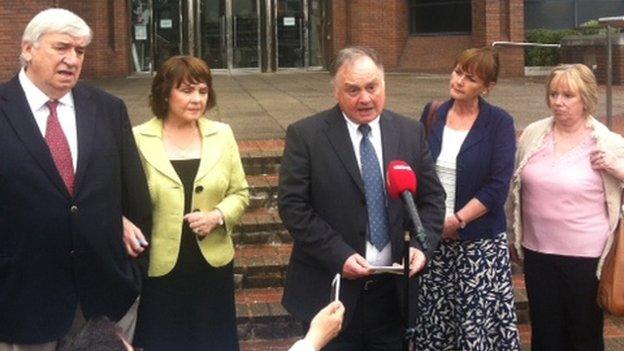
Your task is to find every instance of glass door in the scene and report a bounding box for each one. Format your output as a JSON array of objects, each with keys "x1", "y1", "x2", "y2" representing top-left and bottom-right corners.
[
  {"x1": 200, "y1": 0, "x2": 227, "y2": 68},
  {"x1": 199, "y1": 0, "x2": 260, "y2": 70},
  {"x1": 153, "y1": 0, "x2": 182, "y2": 70},
  {"x1": 307, "y1": 0, "x2": 325, "y2": 67},
  {"x1": 232, "y1": 0, "x2": 260, "y2": 68},
  {"x1": 276, "y1": 0, "x2": 304, "y2": 68},
  {"x1": 131, "y1": 0, "x2": 152, "y2": 73}
]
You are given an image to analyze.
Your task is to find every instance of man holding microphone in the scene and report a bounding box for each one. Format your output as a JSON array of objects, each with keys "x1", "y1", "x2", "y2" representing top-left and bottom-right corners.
[{"x1": 278, "y1": 46, "x2": 445, "y2": 350}]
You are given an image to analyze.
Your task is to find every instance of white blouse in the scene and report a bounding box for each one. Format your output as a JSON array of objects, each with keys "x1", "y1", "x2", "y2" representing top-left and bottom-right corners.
[{"x1": 436, "y1": 126, "x2": 469, "y2": 218}]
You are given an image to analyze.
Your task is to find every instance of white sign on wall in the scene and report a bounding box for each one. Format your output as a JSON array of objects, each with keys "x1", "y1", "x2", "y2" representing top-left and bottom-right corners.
[
  {"x1": 160, "y1": 19, "x2": 173, "y2": 29},
  {"x1": 134, "y1": 25, "x2": 147, "y2": 40},
  {"x1": 283, "y1": 17, "x2": 296, "y2": 26}
]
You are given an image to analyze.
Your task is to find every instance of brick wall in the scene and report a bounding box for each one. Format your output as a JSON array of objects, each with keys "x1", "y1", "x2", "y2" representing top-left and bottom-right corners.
[
  {"x1": 347, "y1": 0, "x2": 408, "y2": 70},
  {"x1": 329, "y1": 0, "x2": 348, "y2": 57},
  {"x1": 58, "y1": 0, "x2": 130, "y2": 79},
  {"x1": 1, "y1": 0, "x2": 528, "y2": 80},
  {"x1": 596, "y1": 44, "x2": 624, "y2": 86},
  {"x1": 329, "y1": 0, "x2": 408, "y2": 70},
  {"x1": 399, "y1": 35, "x2": 473, "y2": 73},
  {"x1": 562, "y1": 39, "x2": 624, "y2": 85},
  {"x1": 330, "y1": 0, "x2": 525, "y2": 76},
  {"x1": 0, "y1": 0, "x2": 130, "y2": 82},
  {"x1": 472, "y1": 0, "x2": 525, "y2": 77},
  {"x1": 0, "y1": 1, "x2": 53, "y2": 81}
]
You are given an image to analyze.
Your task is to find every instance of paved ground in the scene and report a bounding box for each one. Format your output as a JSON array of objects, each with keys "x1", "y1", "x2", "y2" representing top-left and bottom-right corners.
[{"x1": 89, "y1": 70, "x2": 624, "y2": 138}]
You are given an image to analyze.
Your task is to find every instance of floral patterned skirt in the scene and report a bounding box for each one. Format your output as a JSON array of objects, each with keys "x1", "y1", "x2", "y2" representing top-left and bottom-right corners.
[{"x1": 414, "y1": 233, "x2": 521, "y2": 351}]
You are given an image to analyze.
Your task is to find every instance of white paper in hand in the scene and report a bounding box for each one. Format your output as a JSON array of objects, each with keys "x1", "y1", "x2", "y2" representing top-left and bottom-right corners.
[{"x1": 370, "y1": 265, "x2": 404, "y2": 275}]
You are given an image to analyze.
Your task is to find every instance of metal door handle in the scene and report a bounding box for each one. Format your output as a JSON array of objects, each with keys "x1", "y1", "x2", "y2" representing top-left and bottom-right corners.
[
  {"x1": 299, "y1": 18, "x2": 303, "y2": 50},
  {"x1": 233, "y1": 16, "x2": 238, "y2": 48},
  {"x1": 220, "y1": 16, "x2": 226, "y2": 49}
]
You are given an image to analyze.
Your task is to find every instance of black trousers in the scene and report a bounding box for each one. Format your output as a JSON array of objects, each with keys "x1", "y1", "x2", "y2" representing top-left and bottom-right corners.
[
  {"x1": 323, "y1": 274, "x2": 403, "y2": 351},
  {"x1": 523, "y1": 248, "x2": 604, "y2": 351}
]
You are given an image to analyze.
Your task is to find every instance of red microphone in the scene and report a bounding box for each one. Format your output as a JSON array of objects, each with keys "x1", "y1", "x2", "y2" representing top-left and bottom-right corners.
[
  {"x1": 386, "y1": 160, "x2": 429, "y2": 251},
  {"x1": 387, "y1": 160, "x2": 417, "y2": 199}
]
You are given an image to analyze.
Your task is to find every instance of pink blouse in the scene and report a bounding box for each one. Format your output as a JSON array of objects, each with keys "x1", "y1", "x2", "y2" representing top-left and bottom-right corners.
[{"x1": 521, "y1": 132, "x2": 610, "y2": 257}]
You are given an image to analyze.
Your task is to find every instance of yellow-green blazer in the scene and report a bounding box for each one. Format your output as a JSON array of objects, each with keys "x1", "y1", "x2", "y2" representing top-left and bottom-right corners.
[{"x1": 133, "y1": 117, "x2": 249, "y2": 277}]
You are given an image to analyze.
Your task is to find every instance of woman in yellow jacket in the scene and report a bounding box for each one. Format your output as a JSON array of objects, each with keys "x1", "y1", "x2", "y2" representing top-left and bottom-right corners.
[{"x1": 132, "y1": 56, "x2": 249, "y2": 351}]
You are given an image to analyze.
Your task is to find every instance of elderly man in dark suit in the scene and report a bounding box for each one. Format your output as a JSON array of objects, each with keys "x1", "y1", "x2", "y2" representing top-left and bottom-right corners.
[
  {"x1": 0, "y1": 8, "x2": 151, "y2": 351},
  {"x1": 278, "y1": 46, "x2": 445, "y2": 350}
]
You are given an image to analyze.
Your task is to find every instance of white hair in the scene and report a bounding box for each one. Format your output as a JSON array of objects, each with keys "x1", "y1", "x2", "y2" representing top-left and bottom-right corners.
[{"x1": 20, "y1": 8, "x2": 93, "y2": 66}]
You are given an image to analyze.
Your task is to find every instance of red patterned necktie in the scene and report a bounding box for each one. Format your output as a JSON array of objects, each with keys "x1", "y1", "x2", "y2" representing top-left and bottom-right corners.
[{"x1": 45, "y1": 100, "x2": 75, "y2": 195}]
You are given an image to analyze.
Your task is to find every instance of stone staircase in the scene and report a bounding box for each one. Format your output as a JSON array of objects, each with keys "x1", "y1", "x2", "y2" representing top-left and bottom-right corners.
[
  {"x1": 232, "y1": 139, "x2": 532, "y2": 351},
  {"x1": 234, "y1": 140, "x2": 304, "y2": 350}
]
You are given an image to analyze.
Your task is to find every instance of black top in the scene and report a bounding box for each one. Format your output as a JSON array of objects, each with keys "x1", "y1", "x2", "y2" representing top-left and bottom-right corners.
[{"x1": 134, "y1": 158, "x2": 239, "y2": 350}]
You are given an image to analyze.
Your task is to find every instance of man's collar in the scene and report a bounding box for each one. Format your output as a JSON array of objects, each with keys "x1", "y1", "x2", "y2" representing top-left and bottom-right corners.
[
  {"x1": 341, "y1": 112, "x2": 381, "y2": 131},
  {"x1": 18, "y1": 67, "x2": 74, "y2": 109}
]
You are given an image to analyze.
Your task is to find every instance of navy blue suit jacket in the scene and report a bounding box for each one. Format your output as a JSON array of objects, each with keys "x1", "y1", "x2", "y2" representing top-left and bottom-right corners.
[
  {"x1": 0, "y1": 75, "x2": 151, "y2": 343},
  {"x1": 421, "y1": 98, "x2": 516, "y2": 241}
]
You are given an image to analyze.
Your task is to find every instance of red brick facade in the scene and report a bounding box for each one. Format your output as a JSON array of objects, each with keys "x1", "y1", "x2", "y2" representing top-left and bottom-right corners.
[
  {"x1": 0, "y1": 0, "x2": 524, "y2": 80},
  {"x1": 329, "y1": 0, "x2": 410, "y2": 71},
  {"x1": 59, "y1": 0, "x2": 131, "y2": 79},
  {"x1": 0, "y1": 0, "x2": 129, "y2": 81},
  {"x1": 0, "y1": 1, "x2": 51, "y2": 81},
  {"x1": 561, "y1": 35, "x2": 624, "y2": 85},
  {"x1": 329, "y1": 0, "x2": 525, "y2": 77}
]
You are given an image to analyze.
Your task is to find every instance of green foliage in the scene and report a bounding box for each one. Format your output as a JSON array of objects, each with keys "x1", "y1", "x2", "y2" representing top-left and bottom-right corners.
[
  {"x1": 578, "y1": 20, "x2": 601, "y2": 35},
  {"x1": 525, "y1": 23, "x2": 622, "y2": 66},
  {"x1": 525, "y1": 29, "x2": 577, "y2": 66}
]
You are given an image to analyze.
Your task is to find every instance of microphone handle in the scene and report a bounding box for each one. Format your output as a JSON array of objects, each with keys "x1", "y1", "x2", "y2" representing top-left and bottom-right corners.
[{"x1": 400, "y1": 191, "x2": 429, "y2": 251}]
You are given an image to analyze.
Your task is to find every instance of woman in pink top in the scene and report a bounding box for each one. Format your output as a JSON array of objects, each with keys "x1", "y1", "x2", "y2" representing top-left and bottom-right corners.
[{"x1": 511, "y1": 64, "x2": 624, "y2": 351}]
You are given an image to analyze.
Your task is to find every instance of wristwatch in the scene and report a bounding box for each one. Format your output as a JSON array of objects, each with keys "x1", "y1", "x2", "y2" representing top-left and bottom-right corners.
[
  {"x1": 454, "y1": 213, "x2": 467, "y2": 229},
  {"x1": 215, "y1": 208, "x2": 225, "y2": 226}
]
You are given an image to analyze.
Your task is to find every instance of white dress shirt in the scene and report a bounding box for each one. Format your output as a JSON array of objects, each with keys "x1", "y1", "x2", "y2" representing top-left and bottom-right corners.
[
  {"x1": 18, "y1": 68, "x2": 78, "y2": 171},
  {"x1": 343, "y1": 113, "x2": 392, "y2": 266}
]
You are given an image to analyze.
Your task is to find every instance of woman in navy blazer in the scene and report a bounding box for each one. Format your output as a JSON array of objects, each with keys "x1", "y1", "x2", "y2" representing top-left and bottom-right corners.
[{"x1": 414, "y1": 47, "x2": 521, "y2": 350}]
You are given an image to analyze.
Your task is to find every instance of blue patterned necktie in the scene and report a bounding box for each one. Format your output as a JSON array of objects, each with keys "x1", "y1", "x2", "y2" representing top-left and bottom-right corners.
[{"x1": 359, "y1": 124, "x2": 390, "y2": 251}]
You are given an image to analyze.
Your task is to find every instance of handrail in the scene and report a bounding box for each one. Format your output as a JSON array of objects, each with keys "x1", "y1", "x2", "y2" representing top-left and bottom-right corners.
[
  {"x1": 491, "y1": 41, "x2": 561, "y2": 48},
  {"x1": 599, "y1": 15, "x2": 624, "y2": 129}
]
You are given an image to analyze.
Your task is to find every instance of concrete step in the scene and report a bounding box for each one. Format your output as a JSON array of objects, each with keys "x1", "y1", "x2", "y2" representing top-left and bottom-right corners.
[
  {"x1": 238, "y1": 139, "x2": 284, "y2": 176},
  {"x1": 246, "y1": 174, "x2": 278, "y2": 209},
  {"x1": 236, "y1": 288, "x2": 304, "y2": 341},
  {"x1": 240, "y1": 337, "x2": 301, "y2": 351},
  {"x1": 512, "y1": 274, "x2": 529, "y2": 324},
  {"x1": 233, "y1": 227, "x2": 292, "y2": 246},
  {"x1": 234, "y1": 243, "x2": 291, "y2": 290},
  {"x1": 239, "y1": 317, "x2": 624, "y2": 351},
  {"x1": 233, "y1": 240, "x2": 531, "y2": 317},
  {"x1": 234, "y1": 208, "x2": 287, "y2": 246},
  {"x1": 234, "y1": 278, "x2": 536, "y2": 347}
]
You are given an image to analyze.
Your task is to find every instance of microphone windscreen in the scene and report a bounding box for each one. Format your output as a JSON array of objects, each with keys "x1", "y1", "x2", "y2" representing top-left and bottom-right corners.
[{"x1": 386, "y1": 160, "x2": 417, "y2": 199}]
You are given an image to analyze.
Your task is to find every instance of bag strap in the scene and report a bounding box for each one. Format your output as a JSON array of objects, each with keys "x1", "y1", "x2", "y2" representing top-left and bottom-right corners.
[{"x1": 425, "y1": 100, "x2": 443, "y2": 138}]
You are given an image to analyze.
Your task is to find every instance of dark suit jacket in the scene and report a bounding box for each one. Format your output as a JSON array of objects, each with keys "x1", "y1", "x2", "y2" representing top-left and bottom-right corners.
[
  {"x1": 278, "y1": 105, "x2": 445, "y2": 326},
  {"x1": 422, "y1": 98, "x2": 516, "y2": 241},
  {"x1": 0, "y1": 75, "x2": 152, "y2": 343}
]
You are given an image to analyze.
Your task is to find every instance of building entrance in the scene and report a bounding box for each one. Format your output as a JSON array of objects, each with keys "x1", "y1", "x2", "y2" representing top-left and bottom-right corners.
[
  {"x1": 276, "y1": 0, "x2": 304, "y2": 67},
  {"x1": 200, "y1": 0, "x2": 260, "y2": 69},
  {"x1": 130, "y1": 0, "x2": 328, "y2": 73}
]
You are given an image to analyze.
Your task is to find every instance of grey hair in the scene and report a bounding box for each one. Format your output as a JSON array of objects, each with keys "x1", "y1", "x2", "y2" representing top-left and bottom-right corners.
[
  {"x1": 329, "y1": 46, "x2": 384, "y2": 85},
  {"x1": 20, "y1": 8, "x2": 93, "y2": 66}
]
